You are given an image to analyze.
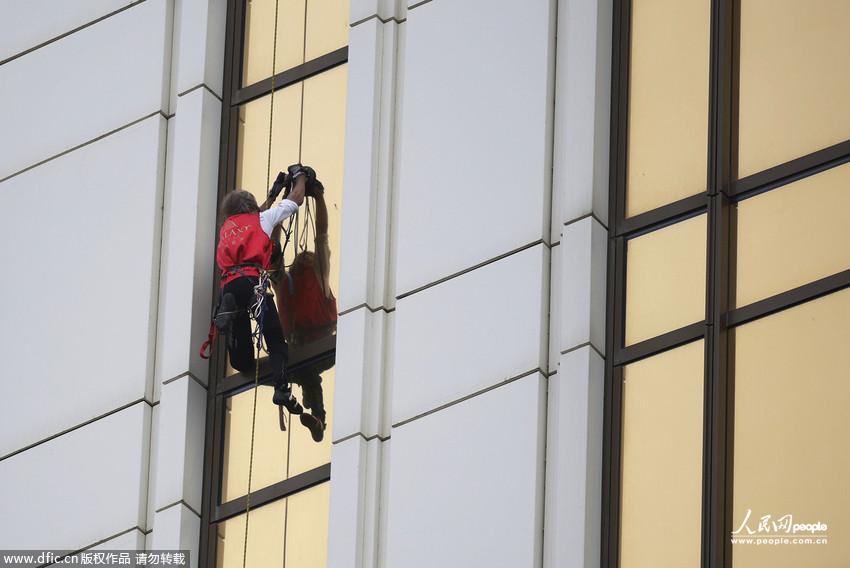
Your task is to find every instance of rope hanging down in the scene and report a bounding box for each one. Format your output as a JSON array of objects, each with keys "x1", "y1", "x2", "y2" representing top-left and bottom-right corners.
[{"x1": 242, "y1": 0, "x2": 281, "y2": 565}]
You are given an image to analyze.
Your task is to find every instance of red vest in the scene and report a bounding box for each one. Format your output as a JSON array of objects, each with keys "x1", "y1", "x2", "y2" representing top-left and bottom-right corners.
[{"x1": 216, "y1": 213, "x2": 272, "y2": 286}]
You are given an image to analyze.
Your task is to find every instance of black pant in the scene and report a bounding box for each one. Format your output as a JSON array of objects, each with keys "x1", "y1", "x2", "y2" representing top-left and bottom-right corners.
[{"x1": 222, "y1": 276, "x2": 288, "y2": 386}]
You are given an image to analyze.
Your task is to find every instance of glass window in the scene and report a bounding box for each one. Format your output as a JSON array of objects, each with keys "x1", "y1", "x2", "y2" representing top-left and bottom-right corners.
[
  {"x1": 738, "y1": 0, "x2": 850, "y2": 178},
  {"x1": 242, "y1": 0, "x2": 307, "y2": 86},
  {"x1": 735, "y1": 162, "x2": 850, "y2": 307},
  {"x1": 625, "y1": 214, "x2": 707, "y2": 345},
  {"x1": 305, "y1": 0, "x2": 349, "y2": 61},
  {"x1": 215, "y1": 483, "x2": 330, "y2": 567},
  {"x1": 221, "y1": 363, "x2": 335, "y2": 502},
  {"x1": 620, "y1": 340, "x2": 705, "y2": 568},
  {"x1": 732, "y1": 289, "x2": 850, "y2": 567},
  {"x1": 626, "y1": 0, "x2": 710, "y2": 217}
]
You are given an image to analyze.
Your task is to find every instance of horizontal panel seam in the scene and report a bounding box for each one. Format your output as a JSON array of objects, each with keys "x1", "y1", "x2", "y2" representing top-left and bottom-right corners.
[
  {"x1": 162, "y1": 371, "x2": 208, "y2": 390},
  {"x1": 40, "y1": 526, "x2": 150, "y2": 566},
  {"x1": 177, "y1": 83, "x2": 223, "y2": 102},
  {"x1": 155, "y1": 499, "x2": 201, "y2": 519},
  {"x1": 0, "y1": 0, "x2": 148, "y2": 67},
  {"x1": 0, "y1": 111, "x2": 168, "y2": 185},
  {"x1": 396, "y1": 239, "x2": 548, "y2": 300},
  {"x1": 0, "y1": 398, "x2": 155, "y2": 462},
  {"x1": 332, "y1": 431, "x2": 391, "y2": 445},
  {"x1": 392, "y1": 367, "x2": 544, "y2": 429},
  {"x1": 350, "y1": 14, "x2": 407, "y2": 28}
]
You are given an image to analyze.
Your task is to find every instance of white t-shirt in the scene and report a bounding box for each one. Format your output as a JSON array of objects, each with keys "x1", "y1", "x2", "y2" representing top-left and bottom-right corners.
[{"x1": 259, "y1": 198, "x2": 298, "y2": 237}]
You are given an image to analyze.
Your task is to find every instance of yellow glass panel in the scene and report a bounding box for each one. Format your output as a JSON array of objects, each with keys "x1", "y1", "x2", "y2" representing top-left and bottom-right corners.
[
  {"x1": 221, "y1": 362, "x2": 334, "y2": 502},
  {"x1": 289, "y1": 366, "x2": 334, "y2": 478},
  {"x1": 300, "y1": 64, "x2": 348, "y2": 296},
  {"x1": 221, "y1": 385, "x2": 290, "y2": 502},
  {"x1": 242, "y1": 0, "x2": 306, "y2": 86},
  {"x1": 735, "y1": 162, "x2": 850, "y2": 307},
  {"x1": 625, "y1": 214, "x2": 706, "y2": 345},
  {"x1": 285, "y1": 483, "x2": 331, "y2": 567},
  {"x1": 236, "y1": 83, "x2": 303, "y2": 205},
  {"x1": 305, "y1": 0, "x2": 349, "y2": 61},
  {"x1": 626, "y1": 0, "x2": 710, "y2": 217},
  {"x1": 621, "y1": 340, "x2": 704, "y2": 568},
  {"x1": 738, "y1": 0, "x2": 850, "y2": 178},
  {"x1": 732, "y1": 289, "x2": 850, "y2": 567},
  {"x1": 216, "y1": 497, "x2": 287, "y2": 567}
]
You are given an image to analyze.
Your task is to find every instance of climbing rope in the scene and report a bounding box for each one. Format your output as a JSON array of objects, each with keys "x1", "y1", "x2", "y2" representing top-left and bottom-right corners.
[{"x1": 242, "y1": 0, "x2": 281, "y2": 563}]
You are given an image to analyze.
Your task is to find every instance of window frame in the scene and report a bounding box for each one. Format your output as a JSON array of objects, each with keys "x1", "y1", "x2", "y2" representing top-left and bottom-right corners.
[
  {"x1": 603, "y1": 1, "x2": 850, "y2": 566},
  {"x1": 199, "y1": 1, "x2": 348, "y2": 564}
]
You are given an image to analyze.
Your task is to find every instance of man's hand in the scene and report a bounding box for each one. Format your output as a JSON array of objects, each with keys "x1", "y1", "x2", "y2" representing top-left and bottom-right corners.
[{"x1": 287, "y1": 174, "x2": 306, "y2": 206}]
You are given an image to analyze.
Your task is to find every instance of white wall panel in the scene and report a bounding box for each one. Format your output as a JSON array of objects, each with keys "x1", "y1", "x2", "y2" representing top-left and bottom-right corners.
[
  {"x1": 395, "y1": 0, "x2": 555, "y2": 294},
  {"x1": 155, "y1": 89, "x2": 220, "y2": 387},
  {"x1": 153, "y1": 377, "x2": 206, "y2": 514},
  {"x1": 173, "y1": 0, "x2": 226, "y2": 97},
  {"x1": 149, "y1": 504, "x2": 200, "y2": 568},
  {"x1": 0, "y1": 0, "x2": 132, "y2": 61},
  {"x1": 386, "y1": 375, "x2": 546, "y2": 568},
  {"x1": 559, "y1": 216, "x2": 607, "y2": 354},
  {"x1": 392, "y1": 244, "x2": 547, "y2": 423},
  {"x1": 544, "y1": 346, "x2": 604, "y2": 568},
  {"x1": 0, "y1": 116, "x2": 165, "y2": 456},
  {"x1": 0, "y1": 403, "x2": 151, "y2": 550},
  {"x1": 0, "y1": 0, "x2": 172, "y2": 179}
]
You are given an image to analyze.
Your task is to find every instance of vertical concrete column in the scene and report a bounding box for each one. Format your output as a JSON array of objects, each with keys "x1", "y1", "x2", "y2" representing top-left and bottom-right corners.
[
  {"x1": 544, "y1": 0, "x2": 612, "y2": 566},
  {"x1": 329, "y1": 1, "x2": 407, "y2": 566},
  {"x1": 149, "y1": 1, "x2": 226, "y2": 563}
]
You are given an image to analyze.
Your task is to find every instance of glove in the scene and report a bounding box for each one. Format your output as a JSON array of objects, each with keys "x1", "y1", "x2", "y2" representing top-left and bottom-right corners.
[
  {"x1": 268, "y1": 171, "x2": 287, "y2": 200},
  {"x1": 287, "y1": 163, "x2": 306, "y2": 180},
  {"x1": 302, "y1": 165, "x2": 325, "y2": 197}
]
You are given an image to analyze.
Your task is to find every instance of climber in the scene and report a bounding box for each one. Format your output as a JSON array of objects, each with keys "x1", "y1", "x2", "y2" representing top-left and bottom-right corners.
[{"x1": 212, "y1": 165, "x2": 309, "y2": 414}]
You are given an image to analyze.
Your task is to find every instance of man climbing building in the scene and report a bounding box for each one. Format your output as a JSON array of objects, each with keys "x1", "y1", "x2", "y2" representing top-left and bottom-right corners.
[{"x1": 213, "y1": 164, "x2": 310, "y2": 415}]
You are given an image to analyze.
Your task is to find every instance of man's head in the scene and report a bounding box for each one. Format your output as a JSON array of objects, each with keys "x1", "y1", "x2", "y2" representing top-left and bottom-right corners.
[{"x1": 220, "y1": 190, "x2": 259, "y2": 219}]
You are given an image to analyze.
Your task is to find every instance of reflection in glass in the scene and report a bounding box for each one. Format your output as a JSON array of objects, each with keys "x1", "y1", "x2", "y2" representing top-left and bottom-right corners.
[
  {"x1": 626, "y1": 0, "x2": 710, "y2": 217},
  {"x1": 620, "y1": 340, "x2": 704, "y2": 568},
  {"x1": 735, "y1": 162, "x2": 850, "y2": 307},
  {"x1": 738, "y1": 0, "x2": 850, "y2": 178},
  {"x1": 242, "y1": 0, "x2": 306, "y2": 86},
  {"x1": 221, "y1": 364, "x2": 334, "y2": 503},
  {"x1": 305, "y1": 0, "x2": 349, "y2": 61},
  {"x1": 732, "y1": 289, "x2": 850, "y2": 566},
  {"x1": 625, "y1": 214, "x2": 706, "y2": 345}
]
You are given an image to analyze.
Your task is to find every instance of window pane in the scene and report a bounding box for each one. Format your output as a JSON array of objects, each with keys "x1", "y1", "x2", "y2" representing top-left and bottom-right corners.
[
  {"x1": 738, "y1": 0, "x2": 850, "y2": 178},
  {"x1": 285, "y1": 483, "x2": 331, "y2": 567},
  {"x1": 242, "y1": 0, "x2": 306, "y2": 86},
  {"x1": 305, "y1": 0, "x2": 349, "y2": 61},
  {"x1": 735, "y1": 162, "x2": 850, "y2": 307},
  {"x1": 221, "y1": 361, "x2": 334, "y2": 502},
  {"x1": 626, "y1": 0, "x2": 710, "y2": 217},
  {"x1": 236, "y1": 83, "x2": 303, "y2": 206},
  {"x1": 620, "y1": 340, "x2": 704, "y2": 567},
  {"x1": 625, "y1": 214, "x2": 706, "y2": 345},
  {"x1": 299, "y1": 64, "x2": 347, "y2": 296},
  {"x1": 216, "y1": 497, "x2": 287, "y2": 567},
  {"x1": 221, "y1": 385, "x2": 290, "y2": 502},
  {"x1": 732, "y1": 289, "x2": 850, "y2": 567}
]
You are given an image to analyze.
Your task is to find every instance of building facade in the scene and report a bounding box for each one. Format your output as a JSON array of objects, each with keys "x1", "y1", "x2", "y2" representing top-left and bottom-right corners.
[{"x1": 0, "y1": 1, "x2": 846, "y2": 567}]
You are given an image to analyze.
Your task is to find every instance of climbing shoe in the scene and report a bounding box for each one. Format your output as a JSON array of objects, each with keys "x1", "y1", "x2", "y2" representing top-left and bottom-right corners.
[
  {"x1": 273, "y1": 384, "x2": 303, "y2": 415},
  {"x1": 300, "y1": 413, "x2": 326, "y2": 443},
  {"x1": 213, "y1": 293, "x2": 239, "y2": 334}
]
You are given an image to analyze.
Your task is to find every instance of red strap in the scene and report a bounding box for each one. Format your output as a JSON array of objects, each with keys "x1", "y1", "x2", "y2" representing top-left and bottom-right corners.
[{"x1": 199, "y1": 323, "x2": 217, "y2": 359}]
